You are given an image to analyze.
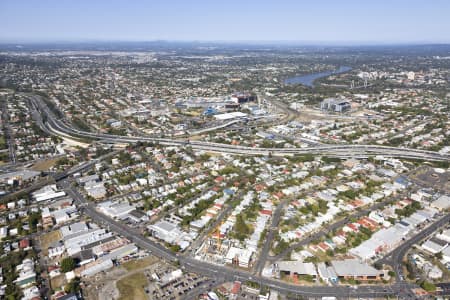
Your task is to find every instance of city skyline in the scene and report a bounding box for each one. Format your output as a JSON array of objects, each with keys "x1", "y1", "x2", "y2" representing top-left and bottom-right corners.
[{"x1": 1, "y1": 0, "x2": 450, "y2": 44}]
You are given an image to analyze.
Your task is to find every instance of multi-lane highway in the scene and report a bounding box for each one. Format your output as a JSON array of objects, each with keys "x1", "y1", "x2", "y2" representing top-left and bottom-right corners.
[
  {"x1": 27, "y1": 93, "x2": 450, "y2": 298},
  {"x1": 28, "y1": 95, "x2": 450, "y2": 163}
]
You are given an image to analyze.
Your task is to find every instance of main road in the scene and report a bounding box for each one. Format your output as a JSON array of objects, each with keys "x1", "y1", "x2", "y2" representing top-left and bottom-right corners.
[
  {"x1": 59, "y1": 177, "x2": 410, "y2": 299},
  {"x1": 27, "y1": 93, "x2": 450, "y2": 298}
]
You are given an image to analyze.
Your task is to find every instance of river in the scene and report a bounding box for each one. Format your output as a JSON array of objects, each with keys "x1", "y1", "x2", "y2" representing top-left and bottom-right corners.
[{"x1": 284, "y1": 66, "x2": 352, "y2": 87}]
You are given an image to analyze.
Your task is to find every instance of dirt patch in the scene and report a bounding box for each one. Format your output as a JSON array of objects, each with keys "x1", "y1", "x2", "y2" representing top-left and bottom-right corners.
[
  {"x1": 40, "y1": 230, "x2": 62, "y2": 255},
  {"x1": 116, "y1": 272, "x2": 148, "y2": 300},
  {"x1": 121, "y1": 256, "x2": 158, "y2": 272},
  {"x1": 31, "y1": 157, "x2": 61, "y2": 171},
  {"x1": 50, "y1": 274, "x2": 67, "y2": 291}
]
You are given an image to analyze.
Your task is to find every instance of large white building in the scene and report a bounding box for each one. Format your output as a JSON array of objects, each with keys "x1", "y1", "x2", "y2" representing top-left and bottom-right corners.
[
  {"x1": 320, "y1": 98, "x2": 351, "y2": 113},
  {"x1": 225, "y1": 247, "x2": 253, "y2": 268},
  {"x1": 32, "y1": 184, "x2": 66, "y2": 202}
]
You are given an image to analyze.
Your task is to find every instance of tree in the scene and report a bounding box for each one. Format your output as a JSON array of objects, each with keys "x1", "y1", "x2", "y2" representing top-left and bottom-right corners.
[
  {"x1": 420, "y1": 281, "x2": 436, "y2": 292},
  {"x1": 273, "y1": 239, "x2": 289, "y2": 256},
  {"x1": 28, "y1": 212, "x2": 41, "y2": 232},
  {"x1": 234, "y1": 214, "x2": 250, "y2": 241},
  {"x1": 60, "y1": 257, "x2": 76, "y2": 273},
  {"x1": 170, "y1": 245, "x2": 181, "y2": 252},
  {"x1": 373, "y1": 262, "x2": 383, "y2": 270}
]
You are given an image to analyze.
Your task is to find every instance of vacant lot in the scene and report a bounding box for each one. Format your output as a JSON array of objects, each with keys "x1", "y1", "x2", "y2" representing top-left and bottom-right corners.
[
  {"x1": 40, "y1": 230, "x2": 62, "y2": 255},
  {"x1": 31, "y1": 157, "x2": 61, "y2": 171},
  {"x1": 50, "y1": 274, "x2": 66, "y2": 291},
  {"x1": 121, "y1": 256, "x2": 158, "y2": 272},
  {"x1": 409, "y1": 166, "x2": 450, "y2": 193},
  {"x1": 117, "y1": 272, "x2": 148, "y2": 300}
]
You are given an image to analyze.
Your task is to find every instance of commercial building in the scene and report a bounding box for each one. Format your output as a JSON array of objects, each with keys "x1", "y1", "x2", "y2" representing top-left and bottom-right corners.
[
  {"x1": 277, "y1": 261, "x2": 317, "y2": 278},
  {"x1": 97, "y1": 201, "x2": 135, "y2": 219},
  {"x1": 92, "y1": 237, "x2": 129, "y2": 256},
  {"x1": 64, "y1": 228, "x2": 113, "y2": 256},
  {"x1": 148, "y1": 220, "x2": 192, "y2": 249},
  {"x1": 60, "y1": 222, "x2": 89, "y2": 239},
  {"x1": 320, "y1": 98, "x2": 351, "y2": 113},
  {"x1": 148, "y1": 220, "x2": 182, "y2": 244},
  {"x1": 317, "y1": 262, "x2": 338, "y2": 283},
  {"x1": 97, "y1": 243, "x2": 138, "y2": 261},
  {"x1": 231, "y1": 93, "x2": 257, "y2": 104},
  {"x1": 159, "y1": 269, "x2": 183, "y2": 287},
  {"x1": 214, "y1": 111, "x2": 248, "y2": 121},
  {"x1": 225, "y1": 247, "x2": 253, "y2": 268},
  {"x1": 331, "y1": 259, "x2": 382, "y2": 281},
  {"x1": 350, "y1": 208, "x2": 436, "y2": 260},
  {"x1": 0, "y1": 170, "x2": 40, "y2": 184}
]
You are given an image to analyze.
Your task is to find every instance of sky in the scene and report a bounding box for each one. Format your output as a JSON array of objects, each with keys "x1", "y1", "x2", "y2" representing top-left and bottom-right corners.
[{"x1": 1, "y1": 0, "x2": 450, "y2": 44}]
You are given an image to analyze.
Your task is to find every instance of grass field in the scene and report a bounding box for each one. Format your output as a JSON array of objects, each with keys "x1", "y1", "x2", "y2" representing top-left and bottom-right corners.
[
  {"x1": 117, "y1": 272, "x2": 148, "y2": 300},
  {"x1": 121, "y1": 256, "x2": 158, "y2": 272}
]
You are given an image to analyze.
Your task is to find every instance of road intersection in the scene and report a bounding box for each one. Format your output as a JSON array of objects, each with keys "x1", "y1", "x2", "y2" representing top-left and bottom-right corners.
[{"x1": 26, "y1": 93, "x2": 450, "y2": 298}]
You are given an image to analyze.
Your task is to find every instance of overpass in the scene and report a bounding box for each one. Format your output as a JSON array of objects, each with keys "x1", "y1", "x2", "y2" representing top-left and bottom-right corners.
[{"x1": 29, "y1": 95, "x2": 450, "y2": 162}]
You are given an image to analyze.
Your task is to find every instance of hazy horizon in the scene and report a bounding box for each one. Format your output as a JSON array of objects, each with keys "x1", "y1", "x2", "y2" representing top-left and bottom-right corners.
[
  {"x1": 1, "y1": 39, "x2": 450, "y2": 46},
  {"x1": 1, "y1": 0, "x2": 450, "y2": 44}
]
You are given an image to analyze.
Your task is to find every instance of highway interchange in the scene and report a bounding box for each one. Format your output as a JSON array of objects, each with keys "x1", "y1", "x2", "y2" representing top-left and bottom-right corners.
[
  {"x1": 29, "y1": 95, "x2": 450, "y2": 163},
  {"x1": 24, "y1": 94, "x2": 450, "y2": 298}
]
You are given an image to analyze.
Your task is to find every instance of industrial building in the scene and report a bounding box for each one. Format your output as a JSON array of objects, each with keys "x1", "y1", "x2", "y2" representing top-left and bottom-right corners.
[{"x1": 32, "y1": 184, "x2": 66, "y2": 202}]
